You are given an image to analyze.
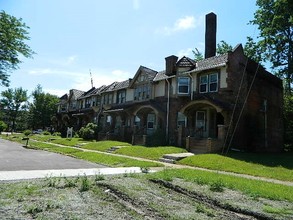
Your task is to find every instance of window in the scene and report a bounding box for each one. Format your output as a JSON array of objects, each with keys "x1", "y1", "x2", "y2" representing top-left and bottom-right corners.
[
  {"x1": 117, "y1": 90, "x2": 126, "y2": 104},
  {"x1": 200, "y1": 75, "x2": 208, "y2": 93},
  {"x1": 134, "y1": 115, "x2": 141, "y2": 126},
  {"x1": 85, "y1": 98, "x2": 91, "y2": 108},
  {"x1": 177, "y1": 112, "x2": 186, "y2": 126},
  {"x1": 147, "y1": 113, "x2": 155, "y2": 129},
  {"x1": 178, "y1": 77, "x2": 190, "y2": 94},
  {"x1": 103, "y1": 93, "x2": 113, "y2": 104},
  {"x1": 209, "y1": 73, "x2": 218, "y2": 92},
  {"x1": 134, "y1": 84, "x2": 150, "y2": 101},
  {"x1": 200, "y1": 73, "x2": 218, "y2": 93}
]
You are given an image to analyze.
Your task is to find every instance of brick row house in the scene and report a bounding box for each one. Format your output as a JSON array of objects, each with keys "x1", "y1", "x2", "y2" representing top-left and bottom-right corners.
[{"x1": 54, "y1": 13, "x2": 283, "y2": 153}]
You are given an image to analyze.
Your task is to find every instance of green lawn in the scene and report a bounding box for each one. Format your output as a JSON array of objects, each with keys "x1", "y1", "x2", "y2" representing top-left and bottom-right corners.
[
  {"x1": 27, "y1": 140, "x2": 161, "y2": 168},
  {"x1": 51, "y1": 137, "x2": 91, "y2": 146},
  {"x1": 115, "y1": 145, "x2": 187, "y2": 160},
  {"x1": 149, "y1": 168, "x2": 293, "y2": 202},
  {"x1": 72, "y1": 151, "x2": 162, "y2": 168},
  {"x1": 82, "y1": 141, "x2": 131, "y2": 152},
  {"x1": 178, "y1": 153, "x2": 293, "y2": 181}
]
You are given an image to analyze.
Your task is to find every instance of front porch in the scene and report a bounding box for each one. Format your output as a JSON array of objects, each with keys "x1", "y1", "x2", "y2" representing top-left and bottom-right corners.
[
  {"x1": 179, "y1": 100, "x2": 228, "y2": 154},
  {"x1": 186, "y1": 137, "x2": 223, "y2": 154}
]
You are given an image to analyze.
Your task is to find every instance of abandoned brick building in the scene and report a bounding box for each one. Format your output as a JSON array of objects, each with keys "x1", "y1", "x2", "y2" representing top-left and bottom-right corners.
[{"x1": 55, "y1": 13, "x2": 283, "y2": 153}]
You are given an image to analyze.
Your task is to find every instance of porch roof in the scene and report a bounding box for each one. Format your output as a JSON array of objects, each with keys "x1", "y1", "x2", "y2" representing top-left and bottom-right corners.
[{"x1": 180, "y1": 94, "x2": 231, "y2": 113}]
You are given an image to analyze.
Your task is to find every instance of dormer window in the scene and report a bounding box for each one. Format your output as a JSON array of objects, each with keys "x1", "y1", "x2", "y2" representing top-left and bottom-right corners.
[
  {"x1": 178, "y1": 77, "x2": 190, "y2": 94},
  {"x1": 200, "y1": 73, "x2": 218, "y2": 93}
]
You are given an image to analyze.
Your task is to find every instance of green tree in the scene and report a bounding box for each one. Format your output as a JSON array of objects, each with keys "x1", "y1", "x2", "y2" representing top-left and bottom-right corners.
[
  {"x1": 0, "y1": 87, "x2": 28, "y2": 131},
  {"x1": 216, "y1": 40, "x2": 233, "y2": 55},
  {"x1": 0, "y1": 11, "x2": 34, "y2": 87},
  {"x1": 0, "y1": 121, "x2": 7, "y2": 133},
  {"x1": 28, "y1": 85, "x2": 59, "y2": 129},
  {"x1": 192, "y1": 48, "x2": 204, "y2": 61},
  {"x1": 250, "y1": 0, "x2": 293, "y2": 94},
  {"x1": 284, "y1": 94, "x2": 293, "y2": 151}
]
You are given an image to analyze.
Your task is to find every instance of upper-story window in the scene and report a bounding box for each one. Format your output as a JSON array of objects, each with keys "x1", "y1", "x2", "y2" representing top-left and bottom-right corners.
[
  {"x1": 134, "y1": 84, "x2": 150, "y2": 101},
  {"x1": 199, "y1": 73, "x2": 218, "y2": 93},
  {"x1": 85, "y1": 98, "x2": 91, "y2": 108},
  {"x1": 103, "y1": 93, "x2": 113, "y2": 105},
  {"x1": 117, "y1": 90, "x2": 126, "y2": 104},
  {"x1": 178, "y1": 77, "x2": 190, "y2": 94},
  {"x1": 69, "y1": 101, "x2": 77, "y2": 110}
]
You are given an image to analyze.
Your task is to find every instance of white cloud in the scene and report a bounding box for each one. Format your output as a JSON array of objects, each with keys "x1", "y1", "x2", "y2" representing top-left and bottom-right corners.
[
  {"x1": 28, "y1": 68, "x2": 85, "y2": 77},
  {"x1": 27, "y1": 67, "x2": 132, "y2": 94},
  {"x1": 43, "y1": 88, "x2": 68, "y2": 97},
  {"x1": 65, "y1": 55, "x2": 78, "y2": 65},
  {"x1": 156, "y1": 15, "x2": 203, "y2": 35},
  {"x1": 177, "y1": 48, "x2": 194, "y2": 58},
  {"x1": 132, "y1": 0, "x2": 140, "y2": 10}
]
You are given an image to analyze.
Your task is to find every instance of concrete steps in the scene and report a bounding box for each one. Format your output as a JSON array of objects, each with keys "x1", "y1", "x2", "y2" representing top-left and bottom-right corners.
[
  {"x1": 106, "y1": 146, "x2": 127, "y2": 153},
  {"x1": 159, "y1": 153, "x2": 194, "y2": 164},
  {"x1": 189, "y1": 139, "x2": 208, "y2": 154}
]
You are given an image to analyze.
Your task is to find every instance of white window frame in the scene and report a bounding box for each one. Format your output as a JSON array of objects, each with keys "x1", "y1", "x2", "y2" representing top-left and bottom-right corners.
[
  {"x1": 178, "y1": 77, "x2": 190, "y2": 94},
  {"x1": 209, "y1": 73, "x2": 218, "y2": 92},
  {"x1": 199, "y1": 73, "x2": 218, "y2": 93}
]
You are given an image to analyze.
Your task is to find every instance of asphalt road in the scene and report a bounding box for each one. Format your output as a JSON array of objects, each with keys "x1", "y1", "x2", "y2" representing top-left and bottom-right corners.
[{"x1": 0, "y1": 138, "x2": 107, "y2": 171}]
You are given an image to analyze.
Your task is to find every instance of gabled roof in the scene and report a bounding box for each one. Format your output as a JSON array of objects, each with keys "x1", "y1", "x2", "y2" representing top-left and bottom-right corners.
[
  {"x1": 59, "y1": 93, "x2": 68, "y2": 100},
  {"x1": 153, "y1": 71, "x2": 168, "y2": 81},
  {"x1": 78, "y1": 87, "x2": 96, "y2": 99},
  {"x1": 196, "y1": 53, "x2": 228, "y2": 72},
  {"x1": 177, "y1": 56, "x2": 196, "y2": 68},
  {"x1": 69, "y1": 89, "x2": 84, "y2": 100},
  {"x1": 129, "y1": 65, "x2": 157, "y2": 88}
]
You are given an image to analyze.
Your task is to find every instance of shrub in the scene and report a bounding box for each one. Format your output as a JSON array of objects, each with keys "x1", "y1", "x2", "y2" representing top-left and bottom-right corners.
[
  {"x1": 78, "y1": 123, "x2": 99, "y2": 140},
  {"x1": 23, "y1": 130, "x2": 32, "y2": 136},
  {"x1": 0, "y1": 121, "x2": 7, "y2": 133},
  {"x1": 52, "y1": 132, "x2": 61, "y2": 136},
  {"x1": 42, "y1": 131, "x2": 51, "y2": 135}
]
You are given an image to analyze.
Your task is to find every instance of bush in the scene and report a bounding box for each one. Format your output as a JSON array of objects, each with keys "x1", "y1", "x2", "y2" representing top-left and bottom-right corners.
[
  {"x1": 78, "y1": 123, "x2": 99, "y2": 140},
  {"x1": 52, "y1": 132, "x2": 61, "y2": 136},
  {"x1": 42, "y1": 131, "x2": 51, "y2": 135},
  {"x1": 23, "y1": 130, "x2": 32, "y2": 136},
  {"x1": 0, "y1": 121, "x2": 7, "y2": 133}
]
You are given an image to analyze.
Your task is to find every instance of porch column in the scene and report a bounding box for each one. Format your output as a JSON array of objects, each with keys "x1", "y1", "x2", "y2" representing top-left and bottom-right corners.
[
  {"x1": 178, "y1": 125, "x2": 183, "y2": 146},
  {"x1": 217, "y1": 124, "x2": 226, "y2": 140}
]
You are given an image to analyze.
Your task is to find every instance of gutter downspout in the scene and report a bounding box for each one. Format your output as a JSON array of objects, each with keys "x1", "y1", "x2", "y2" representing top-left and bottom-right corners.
[
  {"x1": 188, "y1": 73, "x2": 194, "y2": 100},
  {"x1": 165, "y1": 78, "x2": 170, "y2": 142}
]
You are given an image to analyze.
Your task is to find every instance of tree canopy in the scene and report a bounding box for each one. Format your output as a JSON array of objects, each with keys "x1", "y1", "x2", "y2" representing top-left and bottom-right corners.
[
  {"x1": 0, "y1": 87, "x2": 28, "y2": 131},
  {"x1": 0, "y1": 11, "x2": 34, "y2": 87},
  {"x1": 250, "y1": 0, "x2": 293, "y2": 94},
  {"x1": 28, "y1": 85, "x2": 59, "y2": 129}
]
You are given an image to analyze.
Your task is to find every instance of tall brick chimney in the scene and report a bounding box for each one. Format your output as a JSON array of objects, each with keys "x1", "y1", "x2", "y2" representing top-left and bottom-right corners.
[
  {"x1": 165, "y1": 55, "x2": 178, "y2": 76},
  {"x1": 205, "y1": 12, "x2": 217, "y2": 58}
]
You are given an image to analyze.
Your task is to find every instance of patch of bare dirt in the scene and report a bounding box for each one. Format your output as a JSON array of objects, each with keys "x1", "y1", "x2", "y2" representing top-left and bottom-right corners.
[{"x1": 0, "y1": 175, "x2": 292, "y2": 220}]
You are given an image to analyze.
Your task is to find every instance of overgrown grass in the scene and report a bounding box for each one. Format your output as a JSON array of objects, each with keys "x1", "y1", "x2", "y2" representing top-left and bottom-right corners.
[
  {"x1": 51, "y1": 138, "x2": 91, "y2": 146},
  {"x1": 148, "y1": 168, "x2": 293, "y2": 202},
  {"x1": 115, "y1": 145, "x2": 187, "y2": 160},
  {"x1": 178, "y1": 153, "x2": 293, "y2": 181},
  {"x1": 27, "y1": 141, "x2": 161, "y2": 168},
  {"x1": 72, "y1": 151, "x2": 162, "y2": 168},
  {"x1": 82, "y1": 141, "x2": 131, "y2": 152}
]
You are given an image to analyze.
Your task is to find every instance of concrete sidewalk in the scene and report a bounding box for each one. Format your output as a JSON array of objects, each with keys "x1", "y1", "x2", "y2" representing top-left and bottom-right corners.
[{"x1": 0, "y1": 167, "x2": 148, "y2": 181}]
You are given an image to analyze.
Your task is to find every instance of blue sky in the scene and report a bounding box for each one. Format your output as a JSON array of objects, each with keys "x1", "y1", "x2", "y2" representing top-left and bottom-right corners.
[{"x1": 1, "y1": 0, "x2": 258, "y2": 97}]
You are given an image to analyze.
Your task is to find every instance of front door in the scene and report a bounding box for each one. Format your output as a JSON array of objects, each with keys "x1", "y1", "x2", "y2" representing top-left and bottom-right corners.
[{"x1": 196, "y1": 111, "x2": 206, "y2": 137}]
